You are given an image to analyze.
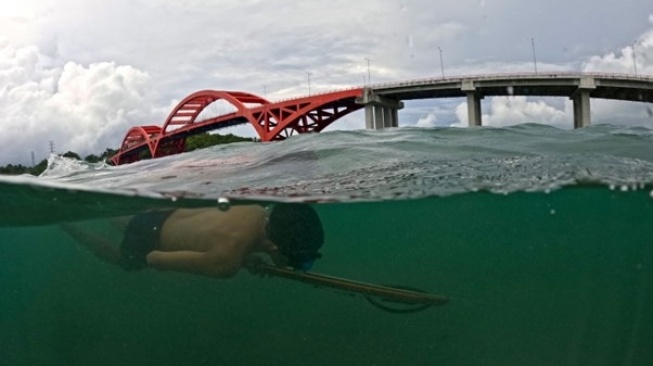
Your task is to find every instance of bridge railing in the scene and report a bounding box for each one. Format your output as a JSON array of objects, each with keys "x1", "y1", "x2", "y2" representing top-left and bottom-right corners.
[
  {"x1": 250, "y1": 71, "x2": 653, "y2": 105},
  {"x1": 192, "y1": 72, "x2": 652, "y2": 124},
  {"x1": 268, "y1": 85, "x2": 364, "y2": 104},
  {"x1": 368, "y1": 72, "x2": 653, "y2": 90}
]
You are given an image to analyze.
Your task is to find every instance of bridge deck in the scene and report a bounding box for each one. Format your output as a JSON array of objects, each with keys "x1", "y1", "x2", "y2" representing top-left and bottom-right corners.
[{"x1": 372, "y1": 73, "x2": 653, "y2": 103}]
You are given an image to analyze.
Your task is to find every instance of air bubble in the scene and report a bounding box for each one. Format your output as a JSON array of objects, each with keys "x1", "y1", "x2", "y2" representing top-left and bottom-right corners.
[
  {"x1": 609, "y1": 184, "x2": 615, "y2": 190},
  {"x1": 550, "y1": 209, "x2": 556, "y2": 215},
  {"x1": 217, "y1": 197, "x2": 231, "y2": 211},
  {"x1": 620, "y1": 185, "x2": 628, "y2": 192}
]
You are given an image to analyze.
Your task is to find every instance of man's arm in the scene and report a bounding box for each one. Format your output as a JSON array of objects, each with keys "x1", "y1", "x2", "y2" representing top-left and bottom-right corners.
[
  {"x1": 146, "y1": 249, "x2": 242, "y2": 278},
  {"x1": 60, "y1": 224, "x2": 123, "y2": 266}
]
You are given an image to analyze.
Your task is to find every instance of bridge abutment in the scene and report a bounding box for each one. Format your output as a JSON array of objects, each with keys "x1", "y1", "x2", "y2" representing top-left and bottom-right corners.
[
  {"x1": 571, "y1": 77, "x2": 596, "y2": 129},
  {"x1": 462, "y1": 81, "x2": 483, "y2": 127},
  {"x1": 358, "y1": 88, "x2": 404, "y2": 129}
]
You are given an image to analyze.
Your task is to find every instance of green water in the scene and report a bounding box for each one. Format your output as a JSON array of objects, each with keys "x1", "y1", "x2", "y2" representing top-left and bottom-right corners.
[{"x1": 2, "y1": 186, "x2": 652, "y2": 365}]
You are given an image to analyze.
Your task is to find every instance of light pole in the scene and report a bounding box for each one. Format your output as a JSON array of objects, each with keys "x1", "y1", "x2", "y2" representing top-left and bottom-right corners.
[
  {"x1": 632, "y1": 41, "x2": 639, "y2": 76},
  {"x1": 531, "y1": 37, "x2": 538, "y2": 75},
  {"x1": 364, "y1": 57, "x2": 371, "y2": 86},
  {"x1": 437, "y1": 46, "x2": 445, "y2": 78},
  {"x1": 306, "y1": 72, "x2": 312, "y2": 95},
  {"x1": 262, "y1": 84, "x2": 267, "y2": 98}
]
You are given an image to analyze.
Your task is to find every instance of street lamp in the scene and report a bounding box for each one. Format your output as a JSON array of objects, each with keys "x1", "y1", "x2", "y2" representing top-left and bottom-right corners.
[
  {"x1": 364, "y1": 57, "x2": 371, "y2": 86},
  {"x1": 531, "y1": 38, "x2": 538, "y2": 75},
  {"x1": 632, "y1": 41, "x2": 639, "y2": 76},
  {"x1": 437, "y1": 47, "x2": 445, "y2": 78},
  {"x1": 306, "y1": 72, "x2": 312, "y2": 95}
]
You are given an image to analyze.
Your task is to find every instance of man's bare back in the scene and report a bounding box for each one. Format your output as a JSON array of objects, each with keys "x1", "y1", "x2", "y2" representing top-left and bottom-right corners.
[
  {"x1": 61, "y1": 203, "x2": 324, "y2": 278},
  {"x1": 147, "y1": 206, "x2": 272, "y2": 277}
]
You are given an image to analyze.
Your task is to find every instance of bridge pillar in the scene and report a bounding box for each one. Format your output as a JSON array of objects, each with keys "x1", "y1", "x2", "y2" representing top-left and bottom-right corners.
[
  {"x1": 357, "y1": 88, "x2": 403, "y2": 130},
  {"x1": 374, "y1": 105, "x2": 385, "y2": 129},
  {"x1": 462, "y1": 80, "x2": 483, "y2": 127},
  {"x1": 365, "y1": 105, "x2": 375, "y2": 129},
  {"x1": 466, "y1": 92, "x2": 483, "y2": 127},
  {"x1": 392, "y1": 108, "x2": 399, "y2": 127},
  {"x1": 383, "y1": 107, "x2": 398, "y2": 128},
  {"x1": 571, "y1": 77, "x2": 595, "y2": 129}
]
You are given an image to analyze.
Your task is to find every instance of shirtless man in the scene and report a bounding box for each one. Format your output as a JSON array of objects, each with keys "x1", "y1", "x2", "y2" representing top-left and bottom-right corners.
[{"x1": 60, "y1": 203, "x2": 324, "y2": 277}]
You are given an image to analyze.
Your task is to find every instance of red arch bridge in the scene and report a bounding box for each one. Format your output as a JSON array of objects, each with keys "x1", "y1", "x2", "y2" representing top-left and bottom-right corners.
[
  {"x1": 110, "y1": 72, "x2": 653, "y2": 165},
  {"x1": 110, "y1": 88, "x2": 369, "y2": 165}
]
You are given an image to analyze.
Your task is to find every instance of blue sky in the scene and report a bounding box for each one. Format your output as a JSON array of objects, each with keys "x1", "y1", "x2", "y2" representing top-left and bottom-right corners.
[{"x1": 1, "y1": 0, "x2": 652, "y2": 165}]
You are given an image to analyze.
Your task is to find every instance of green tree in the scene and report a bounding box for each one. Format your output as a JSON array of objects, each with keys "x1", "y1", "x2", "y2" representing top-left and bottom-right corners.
[
  {"x1": 184, "y1": 132, "x2": 253, "y2": 152},
  {"x1": 62, "y1": 151, "x2": 81, "y2": 160},
  {"x1": 84, "y1": 154, "x2": 101, "y2": 163},
  {"x1": 29, "y1": 159, "x2": 48, "y2": 176},
  {"x1": 99, "y1": 148, "x2": 118, "y2": 161}
]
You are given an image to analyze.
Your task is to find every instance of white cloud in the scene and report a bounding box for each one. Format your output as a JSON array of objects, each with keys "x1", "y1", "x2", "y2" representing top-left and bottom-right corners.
[
  {"x1": 583, "y1": 29, "x2": 653, "y2": 75},
  {"x1": 416, "y1": 112, "x2": 437, "y2": 127},
  {"x1": 0, "y1": 44, "x2": 156, "y2": 164},
  {"x1": 452, "y1": 96, "x2": 571, "y2": 128}
]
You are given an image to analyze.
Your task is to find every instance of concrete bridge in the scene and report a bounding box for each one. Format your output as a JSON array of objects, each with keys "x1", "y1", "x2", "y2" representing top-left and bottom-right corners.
[
  {"x1": 111, "y1": 72, "x2": 653, "y2": 165},
  {"x1": 364, "y1": 72, "x2": 653, "y2": 129}
]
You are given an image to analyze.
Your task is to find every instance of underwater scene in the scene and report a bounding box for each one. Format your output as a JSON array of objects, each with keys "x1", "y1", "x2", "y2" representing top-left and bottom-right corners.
[{"x1": 1, "y1": 124, "x2": 653, "y2": 365}]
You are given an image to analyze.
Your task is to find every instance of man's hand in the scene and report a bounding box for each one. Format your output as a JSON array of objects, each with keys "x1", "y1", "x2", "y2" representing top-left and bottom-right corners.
[{"x1": 244, "y1": 256, "x2": 269, "y2": 277}]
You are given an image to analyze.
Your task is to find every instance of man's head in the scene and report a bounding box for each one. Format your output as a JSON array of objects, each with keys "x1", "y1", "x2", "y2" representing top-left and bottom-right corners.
[{"x1": 266, "y1": 203, "x2": 324, "y2": 271}]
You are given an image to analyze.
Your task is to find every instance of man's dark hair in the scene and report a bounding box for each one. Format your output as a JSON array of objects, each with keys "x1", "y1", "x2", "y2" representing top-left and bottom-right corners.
[{"x1": 267, "y1": 203, "x2": 324, "y2": 271}]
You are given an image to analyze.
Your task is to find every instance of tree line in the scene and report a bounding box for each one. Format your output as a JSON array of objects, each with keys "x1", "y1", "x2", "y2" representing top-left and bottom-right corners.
[{"x1": 0, "y1": 132, "x2": 254, "y2": 176}]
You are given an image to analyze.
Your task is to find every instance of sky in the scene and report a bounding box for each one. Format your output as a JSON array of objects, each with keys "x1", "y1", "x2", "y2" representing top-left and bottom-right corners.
[{"x1": 1, "y1": 0, "x2": 652, "y2": 165}]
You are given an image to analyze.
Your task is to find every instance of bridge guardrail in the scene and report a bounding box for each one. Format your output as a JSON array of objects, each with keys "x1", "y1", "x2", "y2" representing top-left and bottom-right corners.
[
  {"x1": 194, "y1": 72, "x2": 652, "y2": 123},
  {"x1": 368, "y1": 72, "x2": 653, "y2": 90},
  {"x1": 265, "y1": 72, "x2": 652, "y2": 102}
]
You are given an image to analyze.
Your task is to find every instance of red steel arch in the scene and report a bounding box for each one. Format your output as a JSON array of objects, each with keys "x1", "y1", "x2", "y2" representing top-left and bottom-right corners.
[
  {"x1": 110, "y1": 125, "x2": 161, "y2": 165},
  {"x1": 111, "y1": 88, "x2": 364, "y2": 165},
  {"x1": 159, "y1": 90, "x2": 269, "y2": 135},
  {"x1": 250, "y1": 88, "x2": 364, "y2": 141}
]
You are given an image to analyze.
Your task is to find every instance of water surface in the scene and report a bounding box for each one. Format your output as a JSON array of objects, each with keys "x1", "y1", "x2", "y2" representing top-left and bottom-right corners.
[{"x1": 1, "y1": 124, "x2": 652, "y2": 365}]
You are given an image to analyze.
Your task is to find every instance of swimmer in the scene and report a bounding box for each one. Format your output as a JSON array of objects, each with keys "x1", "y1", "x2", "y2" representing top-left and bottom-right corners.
[{"x1": 60, "y1": 203, "x2": 324, "y2": 278}]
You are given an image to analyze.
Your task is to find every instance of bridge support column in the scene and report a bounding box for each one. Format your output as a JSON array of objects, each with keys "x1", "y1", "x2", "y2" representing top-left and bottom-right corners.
[
  {"x1": 466, "y1": 92, "x2": 483, "y2": 127},
  {"x1": 571, "y1": 77, "x2": 595, "y2": 129},
  {"x1": 462, "y1": 81, "x2": 483, "y2": 127},
  {"x1": 383, "y1": 107, "x2": 398, "y2": 128},
  {"x1": 365, "y1": 105, "x2": 375, "y2": 129},
  {"x1": 357, "y1": 88, "x2": 404, "y2": 130},
  {"x1": 572, "y1": 91, "x2": 591, "y2": 128},
  {"x1": 374, "y1": 106, "x2": 385, "y2": 129}
]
